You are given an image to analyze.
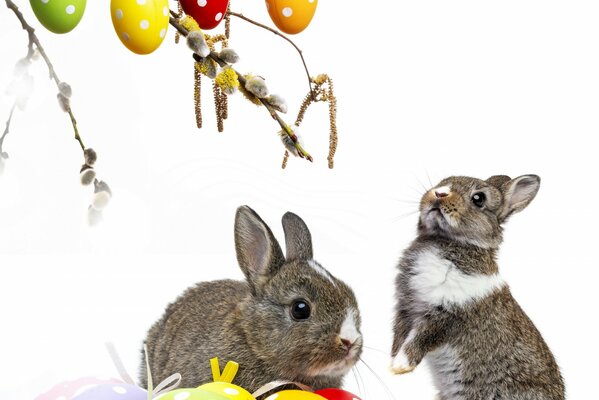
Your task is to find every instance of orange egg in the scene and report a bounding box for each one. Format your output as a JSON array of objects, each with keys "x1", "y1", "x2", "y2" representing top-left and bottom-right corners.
[{"x1": 265, "y1": 0, "x2": 318, "y2": 35}]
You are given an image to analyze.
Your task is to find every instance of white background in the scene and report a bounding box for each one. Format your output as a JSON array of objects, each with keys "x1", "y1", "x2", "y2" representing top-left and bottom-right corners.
[{"x1": 1, "y1": 0, "x2": 597, "y2": 398}]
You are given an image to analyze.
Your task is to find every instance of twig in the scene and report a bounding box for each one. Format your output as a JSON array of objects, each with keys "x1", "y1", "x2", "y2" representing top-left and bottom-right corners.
[
  {"x1": 0, "y1": 102, "x2": 17, "y2": 154},
  {"x1": 170, "y1": 17, "x2": 313, "y2": 162},
  {"x1": 226, "y1": 11, "x2": 315, "y2": 100},
  {"x1": 4, "y1": 0, "x2": 85, "y2": 152}
]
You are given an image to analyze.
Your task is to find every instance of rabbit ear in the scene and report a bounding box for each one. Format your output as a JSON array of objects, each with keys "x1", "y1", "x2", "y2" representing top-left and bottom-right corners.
[
  {"x1": 486, "y1": 175, "x2": 511, "y2": 191},
  {"x1": 499, "y1": 175, "x2": 541, "y2": 221},
  {"x1": 235, "y1": 206, "x2": 285, "y2": 291},
  {"x1": 282, "y1": 212, "x2": 313, "y2": 260}
]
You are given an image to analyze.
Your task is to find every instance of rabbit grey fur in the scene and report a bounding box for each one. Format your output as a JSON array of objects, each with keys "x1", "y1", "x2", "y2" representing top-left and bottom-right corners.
[
  {"x1": 391, "y1": 175, "x2": 564, "y2": 400},
  {"x1": 141, "y1": 206, "x2": 362, "y2": 392}
]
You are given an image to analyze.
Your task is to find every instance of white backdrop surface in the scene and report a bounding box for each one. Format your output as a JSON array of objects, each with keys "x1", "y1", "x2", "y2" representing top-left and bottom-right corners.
[{"x1": 0, "y1": 1, "x2": 597, "y2": 399}]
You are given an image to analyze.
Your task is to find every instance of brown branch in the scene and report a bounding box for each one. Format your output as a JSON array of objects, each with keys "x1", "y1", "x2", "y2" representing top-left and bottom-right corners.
[
  {"x1": 227, "y1": 11, "x2": 315, "y2": 100},
  {"x1": 5, "y1": 0, "x2": 85, "y2": 152},
  {"x1": 0, "y1": 102, "x2": 17, "y2": 155},
  {"x1": 170, "y1": 16, "x2": 313, "y2": 162}
]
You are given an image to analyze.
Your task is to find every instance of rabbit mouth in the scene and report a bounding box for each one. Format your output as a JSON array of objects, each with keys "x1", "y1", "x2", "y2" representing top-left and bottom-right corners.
[
  {"x1": 425, "y1": 207, "x2": 447, "y2": 226},
  {"x1": 306, "y1": 348, "x2": 361, "y2": 377}
]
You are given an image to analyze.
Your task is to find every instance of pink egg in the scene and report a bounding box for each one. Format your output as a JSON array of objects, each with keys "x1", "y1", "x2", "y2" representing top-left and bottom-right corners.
[
  {"x1": 71, "y1": 383, "x2": 147, "y2": 400},
  {"x1": 35, "y1": 376, "x2": 123, "y2": 400}
]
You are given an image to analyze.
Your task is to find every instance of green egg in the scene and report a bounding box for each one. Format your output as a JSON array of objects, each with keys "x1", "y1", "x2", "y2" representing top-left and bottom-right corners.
[{"x1": 29, "y1": 0, "x2": 86, "y2": 34}]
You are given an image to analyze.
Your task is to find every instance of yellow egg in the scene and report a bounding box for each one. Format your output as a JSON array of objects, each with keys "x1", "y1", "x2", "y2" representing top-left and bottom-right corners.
[
  {"x1": 265, "y1": 391, "x2": 327, "y2": 400},
  {"x1": 110, "y1": 0, "x2": 169, "y2": 55},
  {"x1": 198, "y1": 382, "x2": 255, "y2": 400},
  {"x1": 265, "y1": 0, "x2": 318, "y2": 35}
]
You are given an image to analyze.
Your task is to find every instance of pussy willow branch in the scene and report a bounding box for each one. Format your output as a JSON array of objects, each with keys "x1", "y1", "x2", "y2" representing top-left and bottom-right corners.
[
  {"x1": 4, "y1": 0, "x2": 85, "y2": 151},
  {"x1": 170, "y1": 17, "x2": 313, "y2": 162},
  {"x1": 0, "y1": 102, "x2": 16, "y2": 154},
  {"x1": 227, "y1": 10, "x2": 314, "y2": 100}
]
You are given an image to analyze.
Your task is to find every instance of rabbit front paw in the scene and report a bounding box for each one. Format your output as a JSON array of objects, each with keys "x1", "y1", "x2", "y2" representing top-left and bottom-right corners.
[{"x1": 390, "y1": 346, "x2": 416, "y2": 374}]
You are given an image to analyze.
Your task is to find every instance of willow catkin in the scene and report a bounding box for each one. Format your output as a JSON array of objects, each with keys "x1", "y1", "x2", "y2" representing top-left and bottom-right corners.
[
  {"x1": 194, "y1": 66, "x2": 202, "y2": 129},
  {"x1": 175, "y1": 1, "x2": 183, "y2": 44},
  {"x1": 225, "y1": 4, "x2": 231, "y2": 41},
  {"x1": 292, "y1": 75, "x2": 338, "y2": 168},
  {"x1": 221, "y1": 89, "x2": 229, "y2": 120},
  {"x1": 213, "y1": 81, "x2": 226, "y2": 132},
  {"x1": 326, "y1": 77, "x2": 338, "y2": 169},
  {"x1": 281, "y1": 150, "x2": 289, "y2": 169}
]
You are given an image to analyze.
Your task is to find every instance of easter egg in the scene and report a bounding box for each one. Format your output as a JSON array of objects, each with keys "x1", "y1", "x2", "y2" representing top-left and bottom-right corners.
[
  {"x1": 264, "y1": 391, "x2": 326, "y2": 400},
  {"x1": 265, "y1": 0, "x2": 317, "y2": 35},
  {"x1": 71, "y1": 383, "x2": 147, "y2": 400},
  {"x1": 199, "y1": 382, "x2": 255, "y2": 400},
  {"x1": 35, "y1": 376, "x2": 124, "y2": 400},
  {"x1": 29, "y1": 0, "x2": 86, "y2": 34},
  {"x1": 315, "y1": 388, "x2": 362, "y2": 400},
  {"x1": 110, "y1": 0, "x2": 170, "y2": 55},
  {"x1": 179, "y1": 0, "x2": 229, "y2": 30},
  {"x1": 156, "y1": 388, "x2": 229, "y2": 400}
]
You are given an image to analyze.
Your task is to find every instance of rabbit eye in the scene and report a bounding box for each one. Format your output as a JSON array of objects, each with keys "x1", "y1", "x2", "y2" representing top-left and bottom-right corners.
[
  {"x1": 472, "y1": 192, "x2": 486, "y2": 208},
  {"x1": 290, "y1": 299, "x2": 311, "y2": 321}
]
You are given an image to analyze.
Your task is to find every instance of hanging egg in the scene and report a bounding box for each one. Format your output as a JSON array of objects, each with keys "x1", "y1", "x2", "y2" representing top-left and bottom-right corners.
[
  {"x1": 29, "y1": 0, "x2": 86, "y2": 34},
  {"x1": 71, "y1": 383, "x2": 147, "y2": 400},
  {"x1": 264, "y1": 391, "x2": 326, "y2": 400},
  {"x1": 179, "y1": 0, "x2": 229, "y2": 30},
  {"x1": 198, "y1": 382, "x2": 255, "y2": 400},
  {"x1": 35, "y1": 377, "x2": 124, "y2": 400},
  {"x1": 314, "y1": 388, "x2": 362, "y2": 400},
  {"x1": 110, "y1": 0, "x2": 170, "y2": 55},
  {"x1": 265, "y1": 0, "x2": 318, "y2": 35},
  {"x1": 155, "y1": 388, "x2": 229, "y2": 400}
]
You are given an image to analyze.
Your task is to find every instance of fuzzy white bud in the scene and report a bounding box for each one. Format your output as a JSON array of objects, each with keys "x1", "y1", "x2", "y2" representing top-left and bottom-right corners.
[
  {"x1": 219, "y1": 48, "x2": 239, "y2": 64},
  {"x1": 266, "y1": 94, "x2": 288, "y2": 113},
  {"x1": 205, "y1": 60, "x2": 218, "y2": 79},
  {"x1": 92, "y1": 180, "x2": 112, "y2": 210},
  {"x1": 58, "y1": 82, "x2": 72, "y2": 99},
  {"x1": 279, "y1": 125, "x2": 303, "y2": 157},
  {"x1": 245, "y1": 76, "x2": 269, "y2": 99},
  {"x1": 84, "y1": 148, "x2": 97, "y2": 166},
  {"x1": 187, "y1": 31, "x2": 210, "y2": 57},
  {"x1": 92, "y1": 191, "x2": 111, "y2": 210},
  {"x1": 57, "y1": 93, "x2": 70, "y2": 112},
  {"x1": 80, "y1": 165, "x2": 96, "y2": 186}
]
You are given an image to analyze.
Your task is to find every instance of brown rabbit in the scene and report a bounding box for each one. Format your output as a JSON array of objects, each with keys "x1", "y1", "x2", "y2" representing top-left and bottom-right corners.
[
  {"x1": 391, "y1": 175, "x2": 564, "y2": 399},
  {"x1": 141, "y1": 206, "x2": 362, "y2": 392}
]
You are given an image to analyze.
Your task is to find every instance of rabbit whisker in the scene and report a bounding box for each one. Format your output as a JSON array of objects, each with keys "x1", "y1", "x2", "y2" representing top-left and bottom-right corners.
[
  {"x1": 351, "y1": 365, "x2": 363, "y2": 398},
  {"x1": 362, "y1": 345, "x2": 389, "y2": 355},
  {"x1": 358, "y1": 356, "x2": 397, "y2": 400}
]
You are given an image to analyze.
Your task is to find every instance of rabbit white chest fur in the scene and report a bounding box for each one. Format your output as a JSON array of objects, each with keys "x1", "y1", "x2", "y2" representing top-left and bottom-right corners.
[{"x1": 408, "y1": 247, "x2": 506, "y2": 308}]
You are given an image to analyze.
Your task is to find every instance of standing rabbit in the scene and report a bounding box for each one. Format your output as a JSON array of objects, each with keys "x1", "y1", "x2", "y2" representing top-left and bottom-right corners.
[
  {"x1": 391, "y1": 175, "x2": 564, "y2": 400},
  {"x1": 141, "y1": 206, "x2": 362, "y2": 392}
]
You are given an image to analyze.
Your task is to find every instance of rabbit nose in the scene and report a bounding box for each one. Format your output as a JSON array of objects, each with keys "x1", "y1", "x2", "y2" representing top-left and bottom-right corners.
[
  {"x1": 340, "y1": 337, "x2": 354, "y2": 351},
  {"x1": 434, "y1": 186, "x2": 450, "y2": 198}
]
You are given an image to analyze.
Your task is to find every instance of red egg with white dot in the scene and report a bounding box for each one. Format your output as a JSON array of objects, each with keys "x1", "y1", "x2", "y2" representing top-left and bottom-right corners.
[
  {"x1": 179, "y1": 0, "x2": 230, "y2": 30},
  {"x1": 314, "y1": 389, "x2": 362, "y2": 400}
]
